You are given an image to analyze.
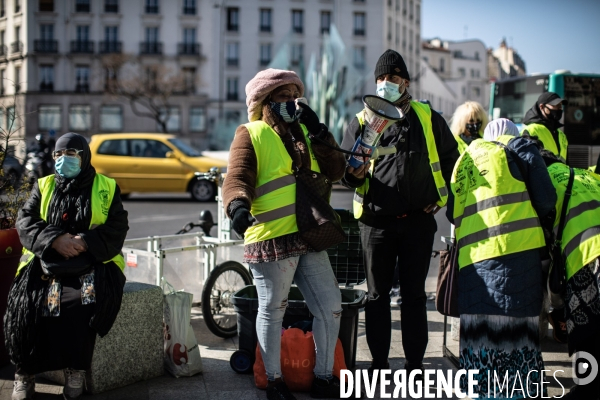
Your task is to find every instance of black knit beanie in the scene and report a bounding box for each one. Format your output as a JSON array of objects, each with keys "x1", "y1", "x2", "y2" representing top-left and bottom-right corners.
[{"x1": 374, "y1": 49, "x2": 410, "y2": 82}]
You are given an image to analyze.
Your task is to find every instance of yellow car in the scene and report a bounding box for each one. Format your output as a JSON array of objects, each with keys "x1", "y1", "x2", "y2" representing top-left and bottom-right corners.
[{"x1": 89, "y1": 133, "x2": 228, "y2": 201}]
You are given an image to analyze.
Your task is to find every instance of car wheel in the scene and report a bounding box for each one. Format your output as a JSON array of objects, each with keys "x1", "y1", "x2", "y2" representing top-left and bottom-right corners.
[{"x1": 190, "y1": 179, "x2": 216, "y2": 202}]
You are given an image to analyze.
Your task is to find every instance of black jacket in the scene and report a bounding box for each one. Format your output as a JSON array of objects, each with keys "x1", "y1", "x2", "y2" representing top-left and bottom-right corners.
[
  {"x1": 341, "y1": 104, "x2": 459, "y2": 221},
  {"x1": 522, "y1": 102, "x2": 564, "y2": 156}
]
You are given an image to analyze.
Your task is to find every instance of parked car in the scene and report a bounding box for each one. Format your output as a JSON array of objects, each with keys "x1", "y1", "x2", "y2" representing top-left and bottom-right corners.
[
  {"x1": 1, "y1": 154, "x2": 23, "y2": 188},
  {"x1": 89, "y1": 133, "x2": 228, "y2": 201}
]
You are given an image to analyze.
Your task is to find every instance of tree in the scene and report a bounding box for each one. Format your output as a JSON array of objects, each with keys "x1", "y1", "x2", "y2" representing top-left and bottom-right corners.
[{"x1": 102, "y1": 54, "x2": 186, "y2": 133}]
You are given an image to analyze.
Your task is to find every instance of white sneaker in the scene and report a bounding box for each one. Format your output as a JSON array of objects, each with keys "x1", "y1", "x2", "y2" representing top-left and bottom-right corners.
[
  {"x1": 12, "y1": 373, "x2": 35, "y2": 400},
  {"x1": 63, "y1": 369, "x2": 86, "y2": 400}
]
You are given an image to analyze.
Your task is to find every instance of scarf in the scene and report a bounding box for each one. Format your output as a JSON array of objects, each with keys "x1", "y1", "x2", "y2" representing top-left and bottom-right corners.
[{"x1": 393, "y1": 89, "x2": 413, "y2": 117}]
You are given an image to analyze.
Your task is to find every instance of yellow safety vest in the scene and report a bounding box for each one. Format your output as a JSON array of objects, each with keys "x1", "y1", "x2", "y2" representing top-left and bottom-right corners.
[
  {"x1": 453, "y1": 134, "x2": 469, "y2": 155},
  {"x1": 244, "y1": 121, "x2": 319, "y2": 244},
  {"x1": 451, "y1": 136, "x2": 545, "y2": 269},
  {"x1": 548, "y1": 163, "x2": 600, "y2": 280},
  {"x1": 589, "y1": 165, "x2": 597, "y2": 174},
  {"x1": 17, "y1": 174, "x2": 125, "y2": 275},
  {"x1": 353, "y1": 101, "x2": 448, "y2": 219},
  {"x1": 522, "y1": 123, "x2": 568, "y2": 162}
]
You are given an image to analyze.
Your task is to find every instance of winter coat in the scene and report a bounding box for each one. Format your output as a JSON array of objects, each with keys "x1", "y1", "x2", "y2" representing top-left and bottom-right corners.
[
  {"x1": 340, "y1": 105, "x2": 459, "y2": 224},
  {"x1": 446, "y1": 137, "x2": 557, "y2": 317},
  {"x1": 522, "y1": 102, "x2": 565, "y2": 158}
]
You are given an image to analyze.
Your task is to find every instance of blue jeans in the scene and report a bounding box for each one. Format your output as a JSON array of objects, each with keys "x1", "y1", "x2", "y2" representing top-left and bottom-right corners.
[{"x1": 249, "y1": 251, "x2": 342, "y2": 381}]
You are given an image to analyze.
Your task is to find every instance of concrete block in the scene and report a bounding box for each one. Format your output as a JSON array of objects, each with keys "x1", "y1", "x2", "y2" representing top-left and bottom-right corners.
[{"x1": 41, "y1": 282, "x2": 164, "y2": 394}]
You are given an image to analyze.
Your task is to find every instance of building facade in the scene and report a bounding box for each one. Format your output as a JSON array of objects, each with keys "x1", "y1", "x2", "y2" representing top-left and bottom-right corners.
[
  {"x1": 489, "y1": 38, "x2": 526, "y2": 81},
  {"x1": 2, "y1": 0, "x2": 421, "y2": 158}
]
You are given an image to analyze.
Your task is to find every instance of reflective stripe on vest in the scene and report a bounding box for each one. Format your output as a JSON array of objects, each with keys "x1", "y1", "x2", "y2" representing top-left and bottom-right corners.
[
  {"x1": 548, "y1": 163, "x2": 600, "y2": 280},
  {"x1": 453, "y1": 134, "x2": 468, "y2": 155},
  {"x1": 352, "y1": 101, "x2": 448, "y2": 219},
  {"x1": 522, "y1": 123, "x2": 568, "y2": 162},
  {"x1": 244, "y1": 121, "x2": 319, "y2": 244},
  {"x1": 451, "y1": 137, "x2": 545, "y2": 269},
  {"x1": 17, "y1": 174, "x2": 125, "y2": 276}
]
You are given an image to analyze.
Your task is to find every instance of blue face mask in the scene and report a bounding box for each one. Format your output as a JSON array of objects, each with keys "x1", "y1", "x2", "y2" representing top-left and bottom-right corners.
[
  {"x1": 269, "y1": 101, "x2": 298, "y2": 123},
  {"x1": 376, "y1": 80, "x2": 403, "y2": 103},
  {"x1": 55, "y1": 155, "x2": 81, "y2": 178}
]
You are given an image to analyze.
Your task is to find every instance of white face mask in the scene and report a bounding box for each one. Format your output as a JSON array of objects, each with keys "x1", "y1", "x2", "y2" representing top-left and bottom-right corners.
[{"x1": 376, "y1": 80, "x2": 403, "y2": 102}]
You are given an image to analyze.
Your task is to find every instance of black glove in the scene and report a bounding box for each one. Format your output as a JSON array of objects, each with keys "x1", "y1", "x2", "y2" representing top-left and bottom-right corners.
[
  {"x1": 231, "y1": 207, "x2": 256, "y2": 237},
  {"x1": 295, "y1": 102, "x2": 328, "y2": 139}
]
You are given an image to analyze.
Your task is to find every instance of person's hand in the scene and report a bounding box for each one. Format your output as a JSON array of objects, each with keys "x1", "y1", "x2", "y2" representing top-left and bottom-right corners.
[
  {"x1": 424, "y1": 203, "x2": 444, "y2": 214},
  {"x1": 231, "y1": 207, "x2": 256, "y2": 238},
  {"x1": 295, "y1": 102, "x2": 327, "y2": 138},
  {"x1": 72, "y1": 235, "x2": 88, "y2": 252},
  {"x1": 346, "y1": 163, "x2": 370, "y2": 179},
  {"x1": 51, "y1": 233, "x2": 86, "y2": 259}
]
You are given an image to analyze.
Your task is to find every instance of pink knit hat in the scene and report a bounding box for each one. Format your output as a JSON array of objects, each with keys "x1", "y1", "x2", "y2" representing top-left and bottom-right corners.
[{"x1": 245, "y1": 68, "x2": 305, "y2": 122}]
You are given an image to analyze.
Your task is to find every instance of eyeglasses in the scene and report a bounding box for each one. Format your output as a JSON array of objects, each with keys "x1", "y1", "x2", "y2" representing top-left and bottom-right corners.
[{"x1": 52, "y1": 148, "x2": 83, "y2": 160}]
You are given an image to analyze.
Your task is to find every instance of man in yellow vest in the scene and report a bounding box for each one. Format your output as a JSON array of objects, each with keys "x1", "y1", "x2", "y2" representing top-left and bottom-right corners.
[
  {"x1": 522, "y1": 92, "x2": 569, "y2": 162},
  {"x1": 340, "y1": 49, "x2": 459, "y2": 377}
]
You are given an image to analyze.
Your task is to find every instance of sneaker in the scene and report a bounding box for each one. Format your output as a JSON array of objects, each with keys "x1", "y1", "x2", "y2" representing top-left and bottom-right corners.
[
  {"x1": 63, "y1": 369, "x2": 86, "y2": 400},
  {"x1": 12, "y1": 374, "x2": 35, "y2": 400},
  {"x1": 310, "y1": 376, "x2": 347, "y2": 399},
  {"x1": 266, "y1": 378, "x2": 297, "y2": 400},
  {"x1": 548, "y1": 309, "x2": 568, "y2": 344}
]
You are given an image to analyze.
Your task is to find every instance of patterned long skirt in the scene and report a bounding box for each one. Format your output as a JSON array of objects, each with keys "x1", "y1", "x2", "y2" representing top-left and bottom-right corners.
[{"x1": 459, "y1": 314, "x2": 546, "y2": 399}]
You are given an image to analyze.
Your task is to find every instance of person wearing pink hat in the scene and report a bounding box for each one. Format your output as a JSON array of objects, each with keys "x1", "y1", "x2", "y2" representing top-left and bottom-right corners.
[{"x1": 222, "y1": 69, "x2": 347, "y2": 399}]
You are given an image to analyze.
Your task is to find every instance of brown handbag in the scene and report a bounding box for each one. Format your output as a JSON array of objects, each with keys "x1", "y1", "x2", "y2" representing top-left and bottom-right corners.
[
  {"x1": 294, "y1": 167, "x2": 346, "y2": 252},
  {"x1": 435, "y1": 240, "x2": 459, "y2": 318}
]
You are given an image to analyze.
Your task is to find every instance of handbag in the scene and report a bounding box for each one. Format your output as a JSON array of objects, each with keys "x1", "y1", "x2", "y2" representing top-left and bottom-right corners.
[
  {"x1": 548, "y1": 167, "x2": 575, "y2": 295},
  {"x1": 435, "y1": 239, "x2": 459, "y2": 318},
  {"x1": 40, "y1": 253, "x2": 93, "y2": 277},
  {"x1": 293, "y1": 166, "x2": 346, "y2": 252}
]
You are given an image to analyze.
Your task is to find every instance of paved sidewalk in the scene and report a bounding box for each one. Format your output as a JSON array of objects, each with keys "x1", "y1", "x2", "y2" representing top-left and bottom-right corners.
[{"x1": 0, "y1": 258, "x2": 575, "y2": 400}]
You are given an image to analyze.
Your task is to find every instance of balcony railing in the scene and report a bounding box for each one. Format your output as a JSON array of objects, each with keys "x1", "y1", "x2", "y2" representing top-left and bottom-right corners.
[
  {"x1": 40, "y1": 82, "x2": 54, "y2": 92},
  {"x1": 183, "y1": 7, "x2": 196, "y2": 15},
  {"x1": 177, "y1": 43, "x2": 199, "y2": 56},
  {"x1": 11, "y1": 41, "x2": 23, "y2": 54},
  {"x1": 34, "y1": 40, "x2": 58, "y2": 53},
  {"x1": 140, "y1": 42, "x2": 162, "y2": 55},
  {"x1": 75, "y1": 83, "x2": 90, "y2": 93},
  {"x1": 226, "y1": 58, "x2": 239, "y2": 67},
  {"x1": 71, "y1": 40, "x2": 94, "y2": 53},
  {"x1": 100, "y1": 41, "x2": 122, "y2": 53},
  {"x1": 145, "y1": 5, "x2": 159, "y2": 13},
  {"x1": 104, "y1": 4, "x2": 118, "y2": 13}
]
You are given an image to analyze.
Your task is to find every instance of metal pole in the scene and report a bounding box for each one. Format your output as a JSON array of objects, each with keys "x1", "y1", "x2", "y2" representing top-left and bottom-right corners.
[{"x1": 218, "y1": 0, "x2": 226, "y2": 119}]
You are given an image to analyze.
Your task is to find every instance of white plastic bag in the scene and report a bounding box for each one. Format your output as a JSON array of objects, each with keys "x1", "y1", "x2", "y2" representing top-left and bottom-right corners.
[{"x1": 162, "y1": 278, "x2": 203, "y2": 377}]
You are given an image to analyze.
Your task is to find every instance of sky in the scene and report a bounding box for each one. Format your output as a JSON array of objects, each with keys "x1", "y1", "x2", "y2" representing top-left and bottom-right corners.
[{"x1": 422, "y1": 0, "x2": 600, "y2": 74}]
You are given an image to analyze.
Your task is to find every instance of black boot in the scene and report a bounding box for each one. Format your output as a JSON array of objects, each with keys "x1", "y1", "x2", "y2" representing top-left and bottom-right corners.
[
  {"x1": 266, "y1": 378, "x2": 296, "y2": 400},
  {"x1": 310, "y1": 376, "x2": 344, "y2": 399}
]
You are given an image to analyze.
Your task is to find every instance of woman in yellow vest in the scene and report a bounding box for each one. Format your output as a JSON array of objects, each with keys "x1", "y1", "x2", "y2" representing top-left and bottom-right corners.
[
  {"x1": 449, "y1": 101, "x2": 489, "y2": 154},
  {"x1": 6, "y1": 132, "x2": 128, "y2": 400},
  {"x1": 447, "y1": 119, "x2": 557, "y2": 398},
  {"x1": 222, "y1": 69, "x2": 347, "y2": 400},
  {"x1": 540, "y1": 149, "x2": 600, "y2": 399}
]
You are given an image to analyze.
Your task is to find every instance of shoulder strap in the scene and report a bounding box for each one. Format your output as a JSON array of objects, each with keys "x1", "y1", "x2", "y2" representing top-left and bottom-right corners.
[{"x1": 556, "y1": 168, "x2": 575, "y2": 242}]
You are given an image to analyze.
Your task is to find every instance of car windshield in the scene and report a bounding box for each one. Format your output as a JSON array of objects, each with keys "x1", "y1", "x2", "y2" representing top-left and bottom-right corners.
[{"x1": 167, "y1": 138, "x2": 202, "y2": 157}]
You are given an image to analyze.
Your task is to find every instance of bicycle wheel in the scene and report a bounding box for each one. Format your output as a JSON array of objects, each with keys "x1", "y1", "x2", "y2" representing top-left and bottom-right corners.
[{"x1": 201, "y1": 261, "x2": 253, "y2": 338}]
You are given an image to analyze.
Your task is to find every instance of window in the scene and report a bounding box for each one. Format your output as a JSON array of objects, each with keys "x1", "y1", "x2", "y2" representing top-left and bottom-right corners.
[
  {"x1": 353, "y1": 46, "x2": 365, "y2": 69},
  {"x1": 100, "y1": 106, "x2": 122, "y2": 131},
  {"x1": 0, "y1": 0, "x2": 4, "y2": 17},
  {"x1": 75, "y1": 0, "x2": 90, "y2": 13},
  {"x1": 403, "y1": 0, "x2": 407, "y2": 15},
  {"x1": 132, "y1": 139, "x2": 173, "y2": 157},
  {"x1": 474, "y1": 51, "x2": 479, "y2": 60},
  {"x1": 69, "y1": 105, "x2": 92, "y2": 131},
  {"x1": 40, "y1": 24, "x2": 54, "y2": 40},
  {"x1": 39, "y1": 0, "x2": 53, "y2": 12},
  {"x1": 291, "y1": 43, "x2": 303, "y2": 66},
  {"x1": 409, "y1": 0, "x2": 413, "y2": 19},
  {"x1": 387, "y1": 17, "x2": 392, "y2": 41},
  {"x1": 395, "y1": 22, "x2": 399, "y2": 45},
  {"x1": 423, "y1": 56, "x2": 428, "y2": 63},
  {"x1": 38, "y1": 105, "x2": 61, "y2": 130},
  {"x1": 105, "y1": 0, "x2": 118, "y2": 13},
  {"x1": 0, "y1": 69, "x2": 5, "y2": 95},
  {"x1": 353, "y1": 12, "x2": 365, "y2": 36},
  {"x1": 183, "y1": 28, "x2": 195, "y2": 44},
  {"x1": 14, "y1": 66, "x2": 20, "y2": 92},
  {"x1": 189, "y1": 107, "x2": 205, "y2": 132},
  {"x1": 226, "y1": 77, "x2": 238, "y2": 100},
  {"x1": 183, "y1": 0, "x2": 196, "y2": 15},
  {"x1": 146, "y1": 27, "x2": 159, "y2": 43},
  {"x1": 227, "y1": 7, "x2": 239, "y2": 31},
  {"x1": 145, "y1": 0, "x2": 158, "y2": 14},
  {"x1": 292, "y1": 10, "x2": 303, "y2": 34},
  {"x1": 439, "y1": 58, "x2": 445, "y2": 73},
  {"x1": 7, "y1": 106, "x2": 18, "y2": 131},
  {"x1": 40, "y1": 65, "x2": 53, "y2": 91},
  {"x1": 143, "y1": 27, "x2": 160, "y2": 53},
  {"x1": 461, "y1": 86, "x2": 465, "y2": 95},
  {"x1": 14, "y1": 0, "x2": 20, "y2": 13},
  {"x1": 260, "y1": 9, "x2": 272, "y2": 32},
  {"x1": 105, "y1": 67, "x2": 117, "y2": 90},
  {"x1": 473, "y1": 87, "x2": 480, "y2": 97},
  {"x1": 320, "y1": 11, "x2": 331, "y2": 34},
  {"x1": 98, "y1": 139, "x2": 128, "y2": 156},
  {"x1": 75, "y1": 66, "x2": 90, "y2": 92},
  {"x1": 15, "y1": 26, "x2": 20, "y2": 42},
  {"x1": 226, "y1": 42, "x2": 239, "y2": 66},
  {"x1": 182, "y1": 67, "x2": 195, "y2": 92},
  {"x1": 76, "y1": 25, "x2": 89, "y2": 41},
  {"x1": 409, "y1": 28, "x2": 413, "y2": 51},
  {"x1": 416, "y1": 4, "x2": 420, "y2": 24},
  {"x1": 260, "y1": 43, "x2": 271, "y2": 66},
  {"x1": 470, "y1": 69, "x2": 475, "y2": 78},
  {"x1": 458, "y1": 67, "x2": 465, "y2": 77},
  {"x1": 158, "y1": 108, "x2": 180, "y2": 133},
  {"x1": 105, "y1": 26, "x2": 118, "y2": 42}
]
